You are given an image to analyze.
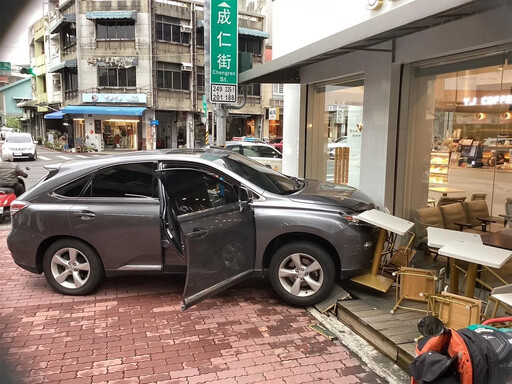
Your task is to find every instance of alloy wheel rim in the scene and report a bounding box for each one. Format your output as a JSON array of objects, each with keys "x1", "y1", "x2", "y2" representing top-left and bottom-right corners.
[
  {"x1": 50, "y1": 247, "x2": 90, "y2": 289},
  {"x1": 277, "y1": 252, "x2": 324, "y2": 297}
]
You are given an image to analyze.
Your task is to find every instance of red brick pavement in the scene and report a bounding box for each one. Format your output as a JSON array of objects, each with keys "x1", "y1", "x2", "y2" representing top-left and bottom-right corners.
[{"x1": 0, "y1": 230, "x2": 386, "y2": 384}]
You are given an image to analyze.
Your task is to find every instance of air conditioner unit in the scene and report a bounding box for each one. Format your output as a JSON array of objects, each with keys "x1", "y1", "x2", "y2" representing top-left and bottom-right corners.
[
  {"x1": 181, "y1": 63, "x2": 192, "y2": 71},
  {"x1": 180, "y1": 25, "x2": 192, "y2": 33}
]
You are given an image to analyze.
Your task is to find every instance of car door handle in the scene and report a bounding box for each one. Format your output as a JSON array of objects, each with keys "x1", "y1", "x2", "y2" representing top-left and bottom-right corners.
[
  {"x1": 187, "y1": 228, "x2": 208, "y2": 239},
  {"x1": 73, "y1": 211, "x2": 96, "y2": 219}
]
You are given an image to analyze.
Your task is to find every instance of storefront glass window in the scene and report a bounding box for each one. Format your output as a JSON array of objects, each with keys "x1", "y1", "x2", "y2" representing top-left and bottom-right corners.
[
  {"x1": 406, "y1": 54, "x2": 512, "y2": 217},
  {"x1": 308, "y1": 79, "x2": 364, "y2": 188}
]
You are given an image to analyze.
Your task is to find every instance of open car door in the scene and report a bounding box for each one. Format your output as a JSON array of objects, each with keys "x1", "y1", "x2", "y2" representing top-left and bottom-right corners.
[{"x1": 157, "y1": 167, "x2": 256, "y2": 310}]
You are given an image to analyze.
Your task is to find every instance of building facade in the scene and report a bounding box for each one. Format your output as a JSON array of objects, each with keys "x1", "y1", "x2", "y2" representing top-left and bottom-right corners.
[
  {"x1": 241, "y1": 0, "x2": 512, "y2": 222},
  {"x1": 37, "y1": 0, "x2": 270, "y2": 152},
  {"x1": 0, "y1": 78, "x2": 32, "y2": 128}
]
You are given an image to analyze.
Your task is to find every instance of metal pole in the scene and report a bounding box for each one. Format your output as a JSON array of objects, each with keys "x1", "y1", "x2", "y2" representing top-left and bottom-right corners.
[{"x1": 216, "y1": 104, "x2": 226, "y2": 146}]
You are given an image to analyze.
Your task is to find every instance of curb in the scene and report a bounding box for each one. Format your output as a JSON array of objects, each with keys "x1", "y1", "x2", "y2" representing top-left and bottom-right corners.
[{"x1": 307, "y1": 307, "x2": 411, "y2": 384}]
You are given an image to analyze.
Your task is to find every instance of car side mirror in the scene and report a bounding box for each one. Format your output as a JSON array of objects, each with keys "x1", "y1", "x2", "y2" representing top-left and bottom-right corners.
[{"x1": 238, "y1": 187, "x2": 252, "y2": 212}]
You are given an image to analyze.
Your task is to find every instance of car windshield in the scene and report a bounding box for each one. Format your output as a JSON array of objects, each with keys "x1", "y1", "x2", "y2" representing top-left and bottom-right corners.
[
  {"x1": 6, "y1": 135, "x2": 32, "y2": 143},
  {"x1": 202, "y1": 151, "x2": 298, "y2": 194}
]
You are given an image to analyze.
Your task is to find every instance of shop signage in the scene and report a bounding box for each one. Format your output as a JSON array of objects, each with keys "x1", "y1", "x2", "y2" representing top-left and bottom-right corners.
[
  {"x1": 210, "y1": 0, "x2": 238, "y2": 103},
  {"x1": 268, "y1": 108, "x2": 279, "y2": 120},
  {"x1": 0, "y1": 61, "x2": 11, "y2": 76},
  {"x1": 82, "y1": 93, "x2": 147, "y2": 104},
  {"x1": 463, "y1": 95, "x2": 512, "y2": 106}
]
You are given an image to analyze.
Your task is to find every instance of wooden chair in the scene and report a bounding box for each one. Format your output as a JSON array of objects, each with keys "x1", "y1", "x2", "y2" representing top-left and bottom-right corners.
[
  {"x1": 437, "y1": 196, "x2": 466, "y2": 207},
  {"x1": 470, "y1": 192, "x2": 487, "y2": 201},
  {"x1": 381, "y1": 231, "x2": 416, "y2": 276},
  {"x1": 427, "y1": 291, "x2": 482, "y2": 330},
  {"x1": 391, "y1": 267, "x2": 438, "y2": 314}
]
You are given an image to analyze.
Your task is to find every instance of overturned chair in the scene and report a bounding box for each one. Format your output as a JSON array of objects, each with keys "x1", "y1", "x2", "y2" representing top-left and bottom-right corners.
[
  {"x1": 391, "y1": 266, "x2": 439, "y2": 314},
  {"x1": 427, "y1": 291, "x2": 482, "y2": 330}
]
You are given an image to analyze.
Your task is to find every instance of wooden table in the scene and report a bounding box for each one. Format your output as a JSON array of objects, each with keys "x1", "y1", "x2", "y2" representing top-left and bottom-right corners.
[
  {"x1": 438, "y1": 239, "x2": 512, "y2": 298},
  {"x1": 481, "y1": 229, "x2": 512, "y2": 251},
  {"x1": 351, "y1": 209, "x2": 414, "y2": 292},
  {"x1": 428, "y1": 187, "x2": 465, "y2": 196}
]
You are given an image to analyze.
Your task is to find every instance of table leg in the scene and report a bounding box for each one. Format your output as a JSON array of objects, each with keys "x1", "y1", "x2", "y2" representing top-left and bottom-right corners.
[
  {"x1": 449, "y1": 258, "x2": 458, "y2": 295},
  {"x1": 465, "y1": 263, "x2": 478, "y2": 298},
  {"x1": 370, "y1": 228, "x2": 387, "y2": 275},
  {"x1": 350, "y1": 228, "x2": 394, "y2": 292}
]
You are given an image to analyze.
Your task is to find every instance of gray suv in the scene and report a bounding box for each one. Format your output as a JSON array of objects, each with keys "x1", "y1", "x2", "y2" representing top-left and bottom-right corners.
[{"x1": 7, "y1": 148, "x2": 378, "y2": 308}]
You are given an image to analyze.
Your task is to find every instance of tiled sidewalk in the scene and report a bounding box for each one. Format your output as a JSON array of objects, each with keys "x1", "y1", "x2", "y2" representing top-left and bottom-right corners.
[{"x1": 0, "y1": 231, "x2": 386, "y2": 384}]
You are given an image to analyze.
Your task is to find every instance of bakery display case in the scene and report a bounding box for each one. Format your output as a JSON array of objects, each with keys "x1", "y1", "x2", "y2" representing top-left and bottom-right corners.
[{"x1": 429, "y1": 152, "x2": 449, "y2": 184}]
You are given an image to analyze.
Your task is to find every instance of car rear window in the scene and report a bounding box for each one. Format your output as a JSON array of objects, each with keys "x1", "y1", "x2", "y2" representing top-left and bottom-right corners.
[
  {"x1": 83, "y1": 162, "x2": 158, "y2": 198},
  {"x1": 6, "y1": 135, "x2": 32, "y2": 143}
]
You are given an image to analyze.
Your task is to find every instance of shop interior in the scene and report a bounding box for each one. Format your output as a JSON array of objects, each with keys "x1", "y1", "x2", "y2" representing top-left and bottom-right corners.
[
  {"x1": 102, "y1": 119, "x2": 137, "y2": 150},
  {"x1": 425, "y1": 61, "x2": 512, "y2": 216}
]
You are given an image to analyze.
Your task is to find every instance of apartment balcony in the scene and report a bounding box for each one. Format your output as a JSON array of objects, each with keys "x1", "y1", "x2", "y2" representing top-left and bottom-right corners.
[
  {"x1": 81, "y1": 0, "x2": 148, "y2": 13},
  {"x1": 156, "y1": 90, "x2": 193, "y2": 111}
]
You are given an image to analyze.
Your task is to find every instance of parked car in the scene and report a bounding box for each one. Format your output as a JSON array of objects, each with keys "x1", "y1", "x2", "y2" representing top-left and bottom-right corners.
[
  {"x1": 1, "y1": 132, "x2": 37, "y2": 160},
  {"x1": 225, "y1": 140, "x2": 283, "y2": 172},
  {"x1": 0, "y1": 127, "x2": 14, "y2": 141},
  {"x1": 7, "y1": 148, "x2": 379, "y2": 308},
  {"x1": 269, "y1": 137, "x2": 283, "y2": 153},
  {"x1": 328, "y1": 136, "x2": 348, "y2": 159}
]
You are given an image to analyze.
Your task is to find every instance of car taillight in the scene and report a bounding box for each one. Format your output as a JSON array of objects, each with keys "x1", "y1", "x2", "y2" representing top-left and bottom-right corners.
[{"x1": 10, "y1": 200, "x2": 29, "y2": 215}]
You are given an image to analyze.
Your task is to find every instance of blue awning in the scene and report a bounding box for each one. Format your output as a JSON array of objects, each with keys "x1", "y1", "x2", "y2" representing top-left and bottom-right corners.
[
  {"x1": 239, "y1": 27, "x2": 270, "y2": 39},
  {"x1": 44, "y1": 111, "x2": 64, "y2": 120},
  {"x1": 49, "y1": 59, "x2": 77, "y2": 73},
  {"x1": 49, "y1": 14, "x2": 76, "y2": 34},
  {"x1": 196, "y1": 20, "x2": 269, "y2": 39},
  {"x1": 61, "y1": 106, "x2": 146, "y2": 116},
  {"x1": 86, "y1": 11, "x2": 137, "y2": 20}
]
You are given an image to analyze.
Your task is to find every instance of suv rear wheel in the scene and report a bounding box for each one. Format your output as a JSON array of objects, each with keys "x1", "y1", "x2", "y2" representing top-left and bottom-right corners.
[
  {"x1": 43, "y1": 239, "x2": 104, "y2": 295},
  {"x1": 269, "y1": 241, "x2": 335, "y2": 306}
]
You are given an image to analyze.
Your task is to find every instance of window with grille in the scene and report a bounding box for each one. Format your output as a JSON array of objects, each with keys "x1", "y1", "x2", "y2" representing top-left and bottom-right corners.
[
  {"x1": 98, "y1": 67, "x2": 136, "y2": 87},
  {"x1": 64, "y1": 72, "x2": 78, "y2": 100},
  {"x1": 273, "y1": 84, "x2": 284, "y2": 95},
  {"x1": 97, "y1": 20, "x2": 135, "y2": 40},
  {"x1": 156, "y1": 62, "x2": 190, "y2": 91},
  {"x1": 62, "y1": 25, "x2": 76, "y2": 48},
  {"x1": 239, "y1": 35, "x2": 262, "y2": 55},
  {"x1": 197, "y1": 66, "x2": 205, "y2": 93},
  {"x1": 197, "y1": 28, "x2": 204, "y2": 46},
  {"x1": 240, "y1": 83, "x2": 260, "y2": 97},
  {"x1": 155, "y1": 15, "x2": 190, "y2": 44}
]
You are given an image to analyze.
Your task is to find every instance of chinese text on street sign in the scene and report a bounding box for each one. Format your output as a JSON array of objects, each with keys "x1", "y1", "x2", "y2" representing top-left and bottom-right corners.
[{"x1": 210, "y1": 0, "x2": 238, "y2": 103}]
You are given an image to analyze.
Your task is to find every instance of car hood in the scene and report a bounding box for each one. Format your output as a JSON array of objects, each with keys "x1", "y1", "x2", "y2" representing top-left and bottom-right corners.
[{"x1": 288, "y1": 180, "x2": 375, "y2": 212}]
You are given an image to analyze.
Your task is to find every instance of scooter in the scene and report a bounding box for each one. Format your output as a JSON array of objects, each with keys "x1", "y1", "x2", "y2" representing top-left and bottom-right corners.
[
  {"x1": 410, "y1": 315, "x2": 512, "y2": 384},
  {"x1": 0, "y1": 177, "x2": 26, "y2": 221}
]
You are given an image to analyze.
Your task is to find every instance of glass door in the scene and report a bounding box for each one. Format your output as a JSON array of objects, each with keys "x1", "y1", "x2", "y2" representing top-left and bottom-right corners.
[{"x1": 307, "y1": 79, "x2": 364, "y2": 187}]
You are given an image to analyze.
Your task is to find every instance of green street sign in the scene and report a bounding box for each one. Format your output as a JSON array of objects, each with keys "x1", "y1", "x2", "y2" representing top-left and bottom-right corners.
[
  {"x1": 0, "y1": 62, "x2": 11, "y2": 75},
  {"x1": 210, "y1": 0, "x2": 238, "y2": 103}
]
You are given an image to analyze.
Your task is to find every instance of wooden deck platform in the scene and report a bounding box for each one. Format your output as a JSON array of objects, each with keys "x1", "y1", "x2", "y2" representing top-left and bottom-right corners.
[
  {"x1": 335, "y1": 281, "x2": 425, "y2": 371},
  {"x1": 332, "y1": 250, "x2": 512, "y2": 372}
]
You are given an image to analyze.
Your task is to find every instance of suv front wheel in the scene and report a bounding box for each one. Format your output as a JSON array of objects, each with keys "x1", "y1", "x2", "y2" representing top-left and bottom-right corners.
[{"x1": 269, "y1": 241, "x2": 335, "y2": 306}]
